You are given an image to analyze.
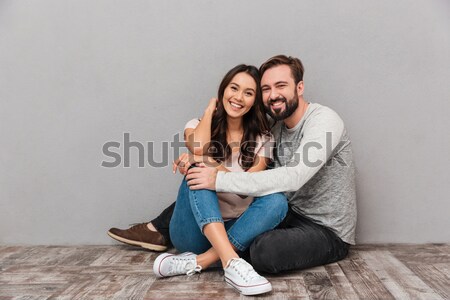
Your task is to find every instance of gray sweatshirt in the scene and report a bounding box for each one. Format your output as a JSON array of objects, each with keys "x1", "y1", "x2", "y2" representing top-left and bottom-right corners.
[{"x1": 216, "y1": 103, "x2": 357, "y2": 244}]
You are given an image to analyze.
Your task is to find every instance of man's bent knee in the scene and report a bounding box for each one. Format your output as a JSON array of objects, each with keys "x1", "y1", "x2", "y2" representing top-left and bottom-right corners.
[{"x1": 249, "y1": 232, "x2": 284, "y2": 274}]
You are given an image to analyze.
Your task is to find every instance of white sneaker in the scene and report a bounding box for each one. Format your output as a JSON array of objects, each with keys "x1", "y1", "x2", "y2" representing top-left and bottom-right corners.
[
  {"x1": 224, "y1": 258, "x2": 272, "y2": 295},
  {"x1": 153, "y1": 252, "x2": 202, "y2": 278}
]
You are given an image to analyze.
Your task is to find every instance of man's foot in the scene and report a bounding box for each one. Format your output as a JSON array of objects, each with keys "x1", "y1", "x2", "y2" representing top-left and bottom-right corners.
[
  {"x1": 224, "y1": 258, "x2": 272, "y2": 296},
  {"x1": 153, "y1": 252, "x2": 202, "y2": 278},
  {"x1": 107, "y1": 223, "x2": 167, "y2": 251}
]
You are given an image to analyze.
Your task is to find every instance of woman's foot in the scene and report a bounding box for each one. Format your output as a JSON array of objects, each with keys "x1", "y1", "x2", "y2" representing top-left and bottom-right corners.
[
  {"x1": 224, "y1": 258, "x2": 272, "y2": 296},
  {"x1": 153, "y1": 252, "x2": 202, "y2": 278}
]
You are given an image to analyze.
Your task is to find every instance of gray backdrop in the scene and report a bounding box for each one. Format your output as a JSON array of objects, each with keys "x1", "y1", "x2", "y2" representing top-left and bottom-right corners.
[{"x1": 1, "y1": 0, "x2": 449, "y2": 245}]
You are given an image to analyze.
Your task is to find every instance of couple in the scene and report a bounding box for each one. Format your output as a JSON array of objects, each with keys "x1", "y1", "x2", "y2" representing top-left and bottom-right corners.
[{"x1": 108, "y1": 55, "x2": 357, "y2": 296}]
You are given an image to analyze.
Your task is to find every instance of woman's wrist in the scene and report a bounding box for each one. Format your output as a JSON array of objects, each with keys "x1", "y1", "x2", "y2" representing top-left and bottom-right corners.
[{"x1": 203, "y1": 108, "x2": 214, "y2": 118}]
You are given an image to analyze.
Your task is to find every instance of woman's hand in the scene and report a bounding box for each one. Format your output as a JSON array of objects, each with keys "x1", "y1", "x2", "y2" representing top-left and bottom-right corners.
[
  {"x1": 173, "y1": 153, "x2": 216, "y2": 175},
  {"x1": 205, "y1": 97, "x2": 218, "y2": 115},
  {"x1": 173, "y1": 153, "x2": 190, "y2": 175}
]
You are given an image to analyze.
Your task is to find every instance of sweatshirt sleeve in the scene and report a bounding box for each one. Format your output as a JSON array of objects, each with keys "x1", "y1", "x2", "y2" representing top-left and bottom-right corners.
[{"x1": 215, "y1": 109, "x2": 345, "y2": 196}]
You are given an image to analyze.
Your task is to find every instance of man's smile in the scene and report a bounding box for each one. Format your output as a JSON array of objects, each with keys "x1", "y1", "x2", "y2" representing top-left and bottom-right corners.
[{"x1": 269, "y1": 98, "x2": 286, "y2": 112}]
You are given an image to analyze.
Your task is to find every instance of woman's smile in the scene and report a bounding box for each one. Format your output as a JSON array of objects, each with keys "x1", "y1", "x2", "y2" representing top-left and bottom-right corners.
[{"x1": 229, "y1": 101, "x2": 244, "y2": 110}]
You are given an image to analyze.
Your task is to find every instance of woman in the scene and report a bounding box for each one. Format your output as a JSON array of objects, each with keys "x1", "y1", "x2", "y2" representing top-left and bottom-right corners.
[{"x1": 153, "y1": 65, "x2": 287, "y2": 296}]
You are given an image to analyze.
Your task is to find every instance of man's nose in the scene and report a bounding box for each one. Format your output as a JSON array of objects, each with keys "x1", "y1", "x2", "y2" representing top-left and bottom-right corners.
[{"x1": 269, "y1": 90, "x2": 280, "y2": 101}]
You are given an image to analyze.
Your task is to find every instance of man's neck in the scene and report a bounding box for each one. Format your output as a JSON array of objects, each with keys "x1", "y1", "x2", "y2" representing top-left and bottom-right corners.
[{"x1": 283, "y1": 98, "x2": 309, "y2": 129}]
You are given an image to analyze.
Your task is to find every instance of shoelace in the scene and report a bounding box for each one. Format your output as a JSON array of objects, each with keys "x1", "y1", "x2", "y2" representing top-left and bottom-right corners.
[
  {"x1": 229, "y1": 258, "x2": 260, "y2": 281},
  {"x1": 128, "y1": 223, "x2": 148, "y2": 232},
  {"x1": 170, "y1": 256, "x2": 202, "y2": 276},
  {"x1": 186, "y1": 265, "x2": 202, "y2": 276}
]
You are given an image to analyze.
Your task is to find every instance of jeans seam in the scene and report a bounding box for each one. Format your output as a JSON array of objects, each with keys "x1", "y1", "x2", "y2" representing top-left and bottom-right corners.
[
  {"x1": 199, "y1": 218, "x2": 224, "y2": 233},
  {"x1": 227, "y1": 234, "x2": 246, "y2": 252},
  {"x1": 191, "y1": 189, "x2": 223, "y2": 233}
]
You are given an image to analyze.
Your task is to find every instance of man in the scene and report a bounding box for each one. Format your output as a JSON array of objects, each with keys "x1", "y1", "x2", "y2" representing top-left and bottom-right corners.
[{"x1": 108, "y1": 55, "x2": 356, "y2": 273}]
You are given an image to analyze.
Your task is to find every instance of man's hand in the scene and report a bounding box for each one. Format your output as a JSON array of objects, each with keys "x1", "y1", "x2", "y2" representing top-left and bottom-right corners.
[{"x1": 185, "y1": 163, "x2": 218, "y2": 191}]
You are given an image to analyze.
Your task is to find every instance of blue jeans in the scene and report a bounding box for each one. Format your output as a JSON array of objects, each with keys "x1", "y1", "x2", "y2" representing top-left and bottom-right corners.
[{"x1": 169, "y1": 179, "x2": 288, "y2": 254}]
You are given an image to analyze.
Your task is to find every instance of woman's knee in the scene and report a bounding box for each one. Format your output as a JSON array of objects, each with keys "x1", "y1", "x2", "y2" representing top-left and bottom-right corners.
[{"x1": 263, "y1": 193, "x2": 288, "y2": 220}]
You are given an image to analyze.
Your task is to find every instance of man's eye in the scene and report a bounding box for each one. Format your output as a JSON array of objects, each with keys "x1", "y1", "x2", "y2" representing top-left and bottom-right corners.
[{"x1": 261, "y1": 88, "x2": 270, "y2": 93}]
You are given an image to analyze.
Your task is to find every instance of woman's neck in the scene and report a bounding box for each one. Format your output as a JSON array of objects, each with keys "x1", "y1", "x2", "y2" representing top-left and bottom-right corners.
[
  {"x1": 226, "y1": 116, "x2": 244, "y2": 146},
  {"x1": 226, "y1": 116, "x2": 243, "y2": 133}
]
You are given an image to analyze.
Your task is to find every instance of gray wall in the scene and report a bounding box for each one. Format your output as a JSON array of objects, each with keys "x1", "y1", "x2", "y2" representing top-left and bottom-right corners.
[{"x1": 1, "y1": 0, "x2": 449, "y2": 245}]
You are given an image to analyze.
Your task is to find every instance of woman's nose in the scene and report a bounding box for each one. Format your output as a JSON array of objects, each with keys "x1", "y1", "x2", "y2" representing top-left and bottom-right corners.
[{"x1": 234, "y1": 91, "x2": 244, "y2": 101}]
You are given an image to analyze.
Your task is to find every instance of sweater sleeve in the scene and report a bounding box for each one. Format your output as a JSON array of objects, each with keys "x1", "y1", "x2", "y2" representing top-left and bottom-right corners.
[{"x1": 215, "y1": 109, "x2": 345, "y2": 196}]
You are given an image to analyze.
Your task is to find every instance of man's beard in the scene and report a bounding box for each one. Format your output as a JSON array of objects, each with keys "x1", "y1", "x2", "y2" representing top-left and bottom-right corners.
[{"x1": 264, "y1": 90, "x2": 299, "y2": 121}]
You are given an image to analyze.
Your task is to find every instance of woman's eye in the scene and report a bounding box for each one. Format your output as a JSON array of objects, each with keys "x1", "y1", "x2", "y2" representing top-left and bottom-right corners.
[
  {"x1": 245, "y1": 92, "x2": 254, "y2": 97},
  {"x1": 231, "y1": 86, "x2": 238, "y2": 91}
]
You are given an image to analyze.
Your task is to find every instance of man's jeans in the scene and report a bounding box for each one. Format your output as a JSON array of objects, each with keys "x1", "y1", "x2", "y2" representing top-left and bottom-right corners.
[
  {"x1": 247, "y1": 209, "x2": 350, "y2": 273},
  {"x1": 169, "y1": 179, "x2": 288, "y2": 254}
]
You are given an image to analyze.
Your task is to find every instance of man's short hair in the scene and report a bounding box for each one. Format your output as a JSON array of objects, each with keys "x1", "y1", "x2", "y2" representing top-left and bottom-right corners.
[{"x1": 259, "y1": 55, "x2": 305, "y2": 84}]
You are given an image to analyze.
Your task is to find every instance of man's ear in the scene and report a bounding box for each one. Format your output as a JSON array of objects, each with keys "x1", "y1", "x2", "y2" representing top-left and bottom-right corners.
[{"x1": 296, "y1": 81, "x2": 304, "y2": 96}]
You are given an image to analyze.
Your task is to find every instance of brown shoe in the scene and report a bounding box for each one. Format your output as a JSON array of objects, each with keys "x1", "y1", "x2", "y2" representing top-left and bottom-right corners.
[{"x1": 107, "y1": 223, "x2": 168, "y2": 251}]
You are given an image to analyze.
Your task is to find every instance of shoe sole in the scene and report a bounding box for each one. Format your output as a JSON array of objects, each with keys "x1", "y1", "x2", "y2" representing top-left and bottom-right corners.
[
  {"x1": 107, "y1": 231, "x2": 167, "y2": 252},
  {"x1": 225, "y1": 277, "x2": 272, "y2": 296}
]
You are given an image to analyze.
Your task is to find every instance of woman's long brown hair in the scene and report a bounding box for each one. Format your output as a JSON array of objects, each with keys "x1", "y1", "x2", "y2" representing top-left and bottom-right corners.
[{"x1": 208, "y1": 64, "x2": 270, "y2": 171}]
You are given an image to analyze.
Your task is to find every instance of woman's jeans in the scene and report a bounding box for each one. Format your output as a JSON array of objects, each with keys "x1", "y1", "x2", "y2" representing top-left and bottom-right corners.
[{"x1": 169, "y1": 179, "x2": 288, "y2": 254}]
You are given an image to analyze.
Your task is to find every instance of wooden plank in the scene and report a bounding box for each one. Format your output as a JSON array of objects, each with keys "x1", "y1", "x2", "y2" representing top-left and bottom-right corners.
[
  {"x1": 0, "y1": 283, "x2": 64, "y2": 299},
  {"x1": 324, "y1": 263, "x2": 359, "y2": 300},
  {"x1": 0, "y1": 246, "x2": 25, "y2": 260},
  {"x1": 389, "y1": 244, "x2": 450, "y2": 265},
  {"x1": 338, "y1": 250, "x2": 395, "y2": 299},
  {"x1": 144, "y1": 280, "x2": 237, "y2": 299},
  {"x1": 251, "y1": 278, "x2": 310, "y2": 300},
  {"x1": 265, "y1": 265, "x2": 325, "y2": 280},
  {"x1": 282, "y1": 278, "x2": 310, "y2": 300},
  {"x1": 90, "y1": 246, "x2": 155, "y2": 267},
  {"x1": 0, "y1": 265, "x2": 82, "y2": 285},
  {"x1": 0, "y1": 246, "x2": 33, "y2": 268},
  {"x1": 434, "y1": 263, "x2": 449, "y2": 276},
  {"x1": 53, "y1": 274, "x2": 155, "y2": 299},
  {"x1": 302, "y1": 271, "x2": 339, "y2": 299},
  {"x1": 408, "y1": 264, "x2": 449, "y2": 299},
  {"x1": 0, "y1": 246, "x2": 108, "y2": 267},
  {"x1": 359, "y1": 250, "x2": 444, "y2": 300},
  {"x1": 358, "y1": 250, "x2": 414, "y2": 299}
]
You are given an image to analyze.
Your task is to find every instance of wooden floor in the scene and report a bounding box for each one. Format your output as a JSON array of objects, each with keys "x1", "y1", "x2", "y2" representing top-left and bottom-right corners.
[{"x1": 0, "y1": 244, "x2": 448, "y2": 299}]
